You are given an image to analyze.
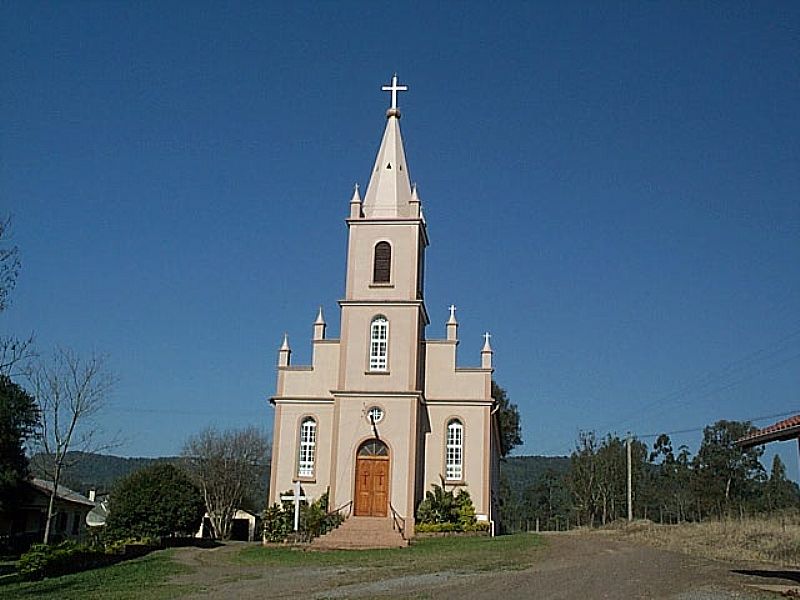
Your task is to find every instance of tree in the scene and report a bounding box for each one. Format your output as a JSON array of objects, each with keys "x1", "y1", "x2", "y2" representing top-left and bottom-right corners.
[
  {"x1": 0, "y1": 217, "x2": 20, "y2": 313},
  {"x1": 492, "y1": 381, "x2": 522, "y2": 457},
  {"x1": 105, "y1": 463, "x2": 205, "y2": 540},
  {"x1": 0, "y1": 375, "x2": 39, "y2": 511},
  {"x1": 0, "y1": 216, "x2": 34, "y2": 379},
  {"x1": 692, "y1": 420, "x2": 764, "y2": 517},
  {"x1": 26, "y1": 348, "x2": 116, "y2": 544},
  {"x1": 182, "y1": 426, "x2": 270, "y2": 540},
  {"x1": 764, "y1": 455, "x2": 800, "y2": 511},
  {"x1": 568, "y1": 430, "x2": 599, "y2": 527}
]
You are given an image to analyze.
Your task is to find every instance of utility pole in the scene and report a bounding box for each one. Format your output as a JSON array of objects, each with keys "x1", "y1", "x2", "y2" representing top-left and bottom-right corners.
[{"x1": 627, "y1": 433, "x2": 633, "y2": 522}]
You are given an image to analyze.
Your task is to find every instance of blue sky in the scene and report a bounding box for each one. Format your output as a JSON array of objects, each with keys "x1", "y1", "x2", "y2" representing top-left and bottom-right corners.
[{"x1": 1, "y1": 2, "x2": 798, "y2": 478}]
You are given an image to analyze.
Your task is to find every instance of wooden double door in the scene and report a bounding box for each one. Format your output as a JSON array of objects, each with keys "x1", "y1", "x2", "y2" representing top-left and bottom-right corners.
[{"x1": 354, "y1": 439, "x2": 389, "y2": 517}]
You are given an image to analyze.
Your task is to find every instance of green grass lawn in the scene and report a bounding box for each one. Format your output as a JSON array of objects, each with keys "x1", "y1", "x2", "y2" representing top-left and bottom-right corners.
[
  {"x1": 0, "y1": 534, "x2": 545, "y2": 600},
  {"x1": 237, "y1": 533, "x2": 545, "y2": 574},
  {"x1": 0, "y1": 549, "x2": 193, "y2": 600}
]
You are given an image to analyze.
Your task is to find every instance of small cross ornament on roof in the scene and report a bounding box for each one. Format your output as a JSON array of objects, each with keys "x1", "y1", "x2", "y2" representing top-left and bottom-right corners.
[
  {"x1": 483, "y1": 332, "x2": 491, "y2": 345},
  {"x1": 382, "y1": 74, "x2": 408, "y2": 111},
  {"x1": 449, "y1": 304, "x2": 457, "y2": 319}
]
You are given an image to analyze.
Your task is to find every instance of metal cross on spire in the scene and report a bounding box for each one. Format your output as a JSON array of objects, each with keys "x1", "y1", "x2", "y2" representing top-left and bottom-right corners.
[
  {"x1": 449, "y1": 304, "x2": 457, "y2": 319},
  {"x1": 483, "y1": 332, "x2": 492, "y2": 345},
  {"x1": 382, "y1": 74, "x2": 408, "y2": 110}
]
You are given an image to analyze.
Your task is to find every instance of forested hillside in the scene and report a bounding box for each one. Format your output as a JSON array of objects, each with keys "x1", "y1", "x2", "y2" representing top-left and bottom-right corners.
[
  {"x1": 499, "y1": 420, "x2": 800, "y2": 533},
  {"x1": 30, "y1": 452, "x2": 270, "y2": 511},
  {"x1": 30, "y1": 452, "x2": 185, "y2": 495}
]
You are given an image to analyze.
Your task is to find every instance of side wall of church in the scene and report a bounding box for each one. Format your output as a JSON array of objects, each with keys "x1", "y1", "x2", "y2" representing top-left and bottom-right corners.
[
  {"x1": 421, "y1": 339, "x2": 494, "y2": 520},
  {"x1": 268, "y1": 401, "x2": 335, "y2": 504},
  {"x1": 424, "y1": 403, "x2": 492, "y2": 517}
]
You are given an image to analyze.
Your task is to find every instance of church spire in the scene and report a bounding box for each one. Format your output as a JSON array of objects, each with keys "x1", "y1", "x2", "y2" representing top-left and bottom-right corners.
[{"x1": 362, "y1": 74, "x2": 413, "y2": 219}]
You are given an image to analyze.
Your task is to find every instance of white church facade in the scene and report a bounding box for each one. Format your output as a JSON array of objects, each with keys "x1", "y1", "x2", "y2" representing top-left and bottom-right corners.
[{"x1": 268, "y1": 76, "x2": 501, "y2": 538}]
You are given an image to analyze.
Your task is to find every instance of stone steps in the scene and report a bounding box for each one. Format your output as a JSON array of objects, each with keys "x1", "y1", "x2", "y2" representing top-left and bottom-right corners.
[{"x1": 310, "y1": 516, "x2": 408, "y2": 550}]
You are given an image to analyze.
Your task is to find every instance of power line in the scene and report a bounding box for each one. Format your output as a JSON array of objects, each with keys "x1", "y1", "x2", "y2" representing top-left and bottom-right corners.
[
  {"x1": 629, "y1": 409, "x2": 800, "y2": 441},
  {"x1": 595, "y1": 326, "x2": 800, "y2": 436}
]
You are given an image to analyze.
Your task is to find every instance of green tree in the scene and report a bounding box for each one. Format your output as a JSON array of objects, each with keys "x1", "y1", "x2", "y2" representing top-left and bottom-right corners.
[
  {"x1": 568, "y1": 430, "x2": 599, "y2": 527},
  {"x1": 0, "y1": 375, "x2": 39, "y2": 510},
  {"x1": 105, "y1": 463, "x2": 205, "y2": 540},
  {"x1": 764, "y1": 455, "x2": 800, "y2": 511},
  {"x1": 692, "y1": 420, "x2": 764, "y2": 517},
  {"x1": 492, "y1": 381, "x2": 522, "y2": 457}
]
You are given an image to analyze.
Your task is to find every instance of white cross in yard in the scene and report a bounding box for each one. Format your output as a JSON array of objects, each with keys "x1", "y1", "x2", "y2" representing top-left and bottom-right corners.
[{"x1": 280, "y1": 480, "x2": 307, "y2": 532}]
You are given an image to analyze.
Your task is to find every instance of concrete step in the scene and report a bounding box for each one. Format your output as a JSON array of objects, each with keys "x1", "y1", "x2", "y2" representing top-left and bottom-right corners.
[{"x1": 310, "y1": 516, "x2": 408, "y2": 550}]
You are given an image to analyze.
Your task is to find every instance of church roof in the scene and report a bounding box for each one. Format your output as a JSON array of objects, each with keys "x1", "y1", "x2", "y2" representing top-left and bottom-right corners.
[{"x1": 362, "y1": 75, "x2": 413, "y2": 219}]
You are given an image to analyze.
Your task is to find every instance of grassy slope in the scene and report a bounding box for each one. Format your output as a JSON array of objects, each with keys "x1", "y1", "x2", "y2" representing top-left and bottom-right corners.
[
  {"x1": 618, "y1": 514, "x2": 800, "y2": 567},
  {"x1": 0, "y1": 550, "x2": 193, "y2": 600}
]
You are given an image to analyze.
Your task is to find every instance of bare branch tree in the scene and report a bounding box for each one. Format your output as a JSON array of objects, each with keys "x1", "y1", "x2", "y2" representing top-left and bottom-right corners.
[
  {"x1": 0, "y1": 216, "x2": 21, "y2": 312},
  {"x1": 0, "y1": 333, "x2": 36, "y2": 378},
  {"x1": 0, "y1": 216, "x2": 35, "y2": 377},
  {"x1": 26, "y1": 347, "x2": 117, "y2": 544},
  {"x1": 183, "y1": 426, "x2": 270, "y2": 540}
]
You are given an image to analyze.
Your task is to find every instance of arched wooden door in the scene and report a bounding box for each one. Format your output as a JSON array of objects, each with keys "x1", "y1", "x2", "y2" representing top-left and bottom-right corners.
[{"x1": 354, "y1": 439, "x2": 389, "y2": 517}]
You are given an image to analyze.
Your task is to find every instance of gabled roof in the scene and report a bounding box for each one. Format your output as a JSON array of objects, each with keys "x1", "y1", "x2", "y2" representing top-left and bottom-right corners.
[
  {"x1": 29, "y1": 478, "x2": 97, "y2": 507},
  {"x1": 736, "y1": 414, "x2": 800, "y2": 448}
]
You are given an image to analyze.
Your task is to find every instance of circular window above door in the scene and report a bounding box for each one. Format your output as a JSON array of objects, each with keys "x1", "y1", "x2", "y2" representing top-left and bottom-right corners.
[{"x1": 367, "y1": 406, "x2": 384, "y2": 424}]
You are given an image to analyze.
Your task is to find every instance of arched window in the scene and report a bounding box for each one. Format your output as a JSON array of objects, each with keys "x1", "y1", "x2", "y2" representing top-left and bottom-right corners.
[
  {"x1": 373, "y1": 242, "x2": 391, "y2": 283},
  {"x1": 445, "y1": 420, "x2": 464, "y2": 480},
  {"x1": 298, "y1": 418, "x2": 317, "y2": 477},
  {"x1": 369, "y1": 316, "x2": 389, "y2": 371}
]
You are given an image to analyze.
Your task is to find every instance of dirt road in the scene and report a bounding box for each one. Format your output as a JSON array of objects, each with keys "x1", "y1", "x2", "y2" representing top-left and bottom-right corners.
[{"x1": 169, "y1": 532, "x2": 798, "y2": 599}]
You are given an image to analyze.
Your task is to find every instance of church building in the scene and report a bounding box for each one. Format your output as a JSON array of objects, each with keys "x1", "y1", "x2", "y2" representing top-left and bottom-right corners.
[{"x1": 268, "y1": 76, "x2": 501, "y2": 540}]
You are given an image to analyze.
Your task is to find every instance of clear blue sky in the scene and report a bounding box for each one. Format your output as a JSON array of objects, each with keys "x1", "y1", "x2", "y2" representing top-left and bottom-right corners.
[{"x1": 2, "y1": 2, "x2": 798, "y2": 478}]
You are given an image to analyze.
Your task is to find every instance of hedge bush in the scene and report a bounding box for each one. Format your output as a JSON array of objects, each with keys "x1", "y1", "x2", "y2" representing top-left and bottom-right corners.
[{"x1": 18, "y1": 541, "x2": 109, "y2": 581}]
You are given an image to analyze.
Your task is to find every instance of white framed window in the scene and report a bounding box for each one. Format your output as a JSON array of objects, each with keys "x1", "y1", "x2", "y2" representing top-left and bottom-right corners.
[
  {"x1": 298, "y1": 418, "x2": 317, "y2": 477},
  {"x1": 369, "y1": 316, "x2": 389, "y2": 371},
  {"x1": 446, "y1": 419, "x2": 463, "y2": 481}
]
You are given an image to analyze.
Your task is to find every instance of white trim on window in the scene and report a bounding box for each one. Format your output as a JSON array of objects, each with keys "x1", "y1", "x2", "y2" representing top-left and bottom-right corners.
[
  {"x1": 298, "y1": 418, "x2": 317, "y2": 477},
  {"x1": 369, "y1": 316, "x2": 389, "y2": 371},
  {"x1": 446, "y1": 419, "x2": 464, "y2": 481}
]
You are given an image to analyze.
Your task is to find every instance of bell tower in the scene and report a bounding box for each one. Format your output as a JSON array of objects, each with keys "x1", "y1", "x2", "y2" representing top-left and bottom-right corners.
[{"x1": 338, "y1": 74, "x2": 429, "y2": 394}]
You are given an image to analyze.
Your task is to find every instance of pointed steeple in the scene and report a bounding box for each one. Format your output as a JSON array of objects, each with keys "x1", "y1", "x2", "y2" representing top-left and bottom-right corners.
[
  {"x1": 363, "y1": 75, "x2": 413, "y2": 219},
  {"x1": 446, "y1": 304, "x2": 458, "y2": 341},
  {"x1": 481, "y1": 332, "x2": 493, "y2": 369},
  {"x1": 278, "y1": 333, "x2": 291, "y2": 367},
  {"x1": 313, "y1": 306, "x2": 326, "y2": 341},
  {"x1": 349, "y1": 183, "x2": 362, "y2": 219}
]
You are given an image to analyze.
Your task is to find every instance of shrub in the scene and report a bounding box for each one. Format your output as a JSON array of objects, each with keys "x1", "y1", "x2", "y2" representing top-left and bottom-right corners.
[
  {"x1": 416, "y1": 482, "x2": 482, "y2": 533},
  {"x1": 105, "y1": 463, "x2": 205, "y2": 541},
  {"x1": 18, "y1": 541, "x2": 109, "y2": 581},
  {"x1": 263, "y1": 490, "x2": 343, "y2": 542}
]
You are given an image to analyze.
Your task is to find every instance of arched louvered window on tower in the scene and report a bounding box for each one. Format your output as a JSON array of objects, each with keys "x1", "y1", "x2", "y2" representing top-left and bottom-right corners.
[
  {"x1": 297, "y1": 417, "x2": 317, "y2": 477},
  {"x1": 369, "y1": 316, "x2": 389, "y2": 371},
  {"x1": 373, "y1": 242, "x2": 391, "y2": 283},
  {"x1": 445, "y1": 419, "x2": 464, "y2": 481}
]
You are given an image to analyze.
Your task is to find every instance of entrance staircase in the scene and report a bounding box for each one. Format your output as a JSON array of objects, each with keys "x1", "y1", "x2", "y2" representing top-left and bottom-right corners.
[{"x1": 310, "y1": 516, "x2": 408, "y2": 550}]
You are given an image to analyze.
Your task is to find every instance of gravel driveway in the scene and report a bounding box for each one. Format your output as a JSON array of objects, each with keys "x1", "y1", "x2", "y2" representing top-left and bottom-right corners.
[{"x1": 168, "y1": 532, "x2": 797, "y2": 599}]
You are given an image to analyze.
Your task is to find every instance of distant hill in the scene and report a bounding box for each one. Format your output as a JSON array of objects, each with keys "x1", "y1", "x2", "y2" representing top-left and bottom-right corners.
[
  {"x1": 30, "y1": 451, "x2": 565, "y2": 511},
  {"x1": 30, "y1": 452, "x2": 186, "y2": 496},
  {"x1": 30, "y1": 452, "x2": 270, "y2": 511},
  {"x1": 500, "y1": 455, "x2": 570, "y2": 491}
]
